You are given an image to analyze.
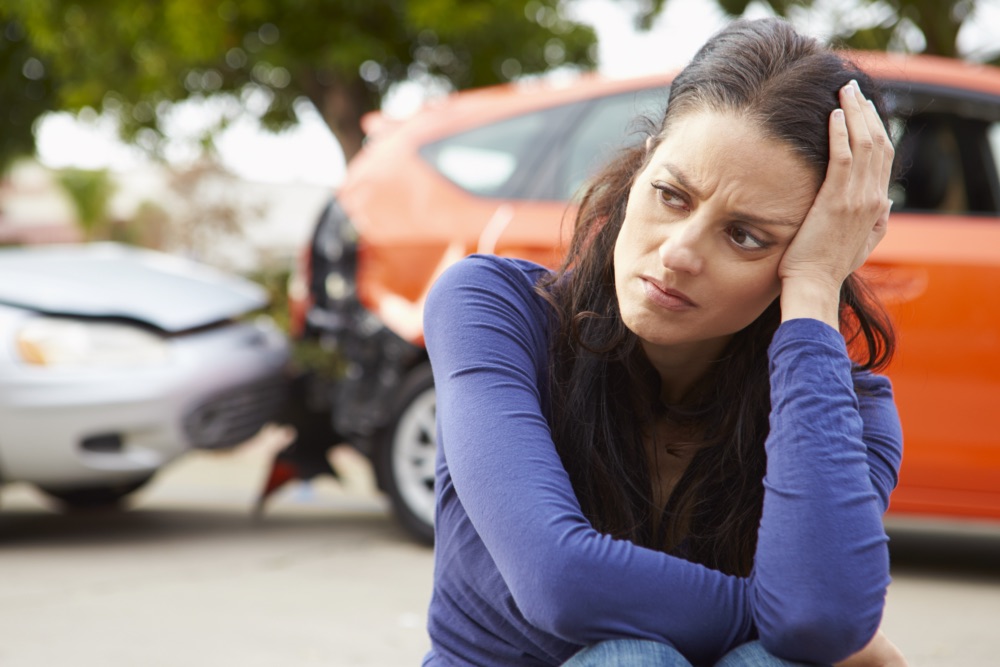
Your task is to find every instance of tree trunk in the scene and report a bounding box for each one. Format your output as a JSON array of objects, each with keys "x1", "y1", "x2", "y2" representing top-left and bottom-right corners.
[
  {"x1": 909, "y1": 0, "x2": 961, "y2": 57},
  {"x1": 305, "y1": 72, "x2": 374, "y2": 163}
]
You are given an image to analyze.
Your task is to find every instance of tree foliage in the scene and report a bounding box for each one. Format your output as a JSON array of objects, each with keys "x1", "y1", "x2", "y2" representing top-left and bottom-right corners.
[
  {"x1": 718, "y1": 0, "x2": 990, "y2": 61},
  {"x1": 0, "y1": 19, "x2": 56, "y2": 172},
  {"x1": 0, "y1": 0, "x2": 598, "y2": 168},
  {"x1": 55, "y1": 167, "x2": 115, "y2": 240},
  {"x1": 5, "y1": 0, "x2": 990, "y2": 174}
]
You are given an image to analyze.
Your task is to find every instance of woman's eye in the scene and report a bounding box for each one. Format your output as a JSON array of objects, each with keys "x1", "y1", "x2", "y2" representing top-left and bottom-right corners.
[
  {"x1": 651, "y1": 182, "x2": 686, "y2": 209},
  {"x1": 728, "y1": 226, "x2": 768, "y2": 250}
]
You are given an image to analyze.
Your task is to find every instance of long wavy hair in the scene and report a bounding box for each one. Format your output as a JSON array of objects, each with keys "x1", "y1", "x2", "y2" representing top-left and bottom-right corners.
[{"x1": 538, "y1": 18, "x2": 896, "y2": 576}]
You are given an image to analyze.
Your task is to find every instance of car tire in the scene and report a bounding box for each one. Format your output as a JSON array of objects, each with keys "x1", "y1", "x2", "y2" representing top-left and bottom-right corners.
[
  {"x1": 376, "y1": 362, "x2": 437, "y2": 545},
  {"x1": 40, "y1": 477, "x2": 152, "y2": 510}
]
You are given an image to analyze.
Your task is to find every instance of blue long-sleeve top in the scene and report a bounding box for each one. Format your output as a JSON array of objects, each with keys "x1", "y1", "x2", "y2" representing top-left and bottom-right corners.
[{"x1": 422, "y1": 255, "x2": 903, "y2": 667}]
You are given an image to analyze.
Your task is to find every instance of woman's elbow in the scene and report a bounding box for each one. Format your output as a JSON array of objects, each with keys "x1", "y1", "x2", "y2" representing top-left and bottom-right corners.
[
  {"x1": 519, "y1": 596, "x2": 591, "y2": 641},
  {"x1": 508, "y1": 552, "x2": 603, "y2": 641},
  {"x1": 756, "y1": 603, "x2": 882, "y2": 663},
  {"x1": 514, "y1": 579, "x2": 591, "y2": 640}
]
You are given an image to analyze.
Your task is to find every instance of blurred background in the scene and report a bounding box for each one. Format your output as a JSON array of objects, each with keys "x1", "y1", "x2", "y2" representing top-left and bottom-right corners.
[
  {"x1": 2, "y1": 0, "x2": 1000, "y2": 665},
  {"x1": 7, "y1": 0, "x2": 1000, "y2": 271}
]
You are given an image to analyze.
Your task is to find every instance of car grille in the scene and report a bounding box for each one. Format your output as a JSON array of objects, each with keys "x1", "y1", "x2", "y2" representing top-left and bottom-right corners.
[{"x1": 183, "y1": 378, "x2": 288, "y2": 449}]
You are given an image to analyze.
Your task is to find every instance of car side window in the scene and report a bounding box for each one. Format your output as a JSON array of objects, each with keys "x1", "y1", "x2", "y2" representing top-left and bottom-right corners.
[
  {"x1": 419, "y1": 111, "x2": 551, "y2": 198},
  {"x1": 987, "y1": 122, "x2": 1000, "y2": 198},
  {"x1": 892, "y1": 102, "x2": 1000, "y2": 216},
  {"x1": 557, "y1": 87, "x2": 667, "y2": 201}
]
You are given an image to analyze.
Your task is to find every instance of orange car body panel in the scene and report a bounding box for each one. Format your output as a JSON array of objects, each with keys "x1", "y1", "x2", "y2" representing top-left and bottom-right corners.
[
  {"x1": 334, "y1": 52, "x2": 1000, "y2": 521},
  {"x1": 865, "y1": 215, "x2": 1000, "y2": 518}
]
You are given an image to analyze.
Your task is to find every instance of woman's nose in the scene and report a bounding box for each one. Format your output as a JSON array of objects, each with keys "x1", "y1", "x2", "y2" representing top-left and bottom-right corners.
[{"x1": 658, "y1": 220, "x2": 705, "y2": 275}]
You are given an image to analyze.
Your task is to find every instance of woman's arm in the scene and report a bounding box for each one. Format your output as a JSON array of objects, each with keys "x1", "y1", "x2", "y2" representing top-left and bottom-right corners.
[
  {"x1": 856, "y1": 371, "x2": 903, "y2": 514},
  {"x1": 753, "y1": 80, "x2": 901, "y2": 663},
  {"x1": 425, "y1": 256, "x2": 754, "y2": 665},
  {"x1": 750, "y1": 318, "x2": 902, "y2": 663}
]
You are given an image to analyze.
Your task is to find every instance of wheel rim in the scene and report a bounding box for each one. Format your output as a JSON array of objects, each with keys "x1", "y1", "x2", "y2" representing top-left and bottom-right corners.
[{"x1": 391, "y1": 386, "x2": 437, "y2": 529}]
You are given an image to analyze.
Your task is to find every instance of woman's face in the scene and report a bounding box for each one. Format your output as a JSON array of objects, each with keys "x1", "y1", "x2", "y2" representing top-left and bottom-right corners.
[{"x1": 614, "y1": 110, "x2": 820, "y2": 366}]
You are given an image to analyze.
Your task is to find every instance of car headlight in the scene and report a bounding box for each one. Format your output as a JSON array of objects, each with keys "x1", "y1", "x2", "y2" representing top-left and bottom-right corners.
[
  {"x1": 314, "y1": 199, "x2": 359, "y2": 309},
  {"x1": 16, "y1": 317, "x2": 169, "y2": 367}
]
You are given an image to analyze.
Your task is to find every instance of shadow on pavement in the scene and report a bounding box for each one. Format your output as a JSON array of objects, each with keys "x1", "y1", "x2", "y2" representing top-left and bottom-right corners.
[
  {"x1": 0, "y1": 504, "x2": 416, "y2": 550},
  {"x1": 887, "y1": 518, "x2": 1000, "y2": 582}
]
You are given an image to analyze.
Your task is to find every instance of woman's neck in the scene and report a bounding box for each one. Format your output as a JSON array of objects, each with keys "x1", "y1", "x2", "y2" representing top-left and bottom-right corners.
[{"x1": 641, "y1": 335, "x2": 732, "y2": 405}]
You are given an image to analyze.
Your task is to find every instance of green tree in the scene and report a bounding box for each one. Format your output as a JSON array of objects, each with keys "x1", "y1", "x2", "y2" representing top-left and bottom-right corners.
[
  {"x1": 55, "y1": 167, "x2": 115, "y2": 240},
  {"x1": 714, "y1": 0, "x2": 991, "y2": 60},
  {"x1": 0, "y1": 0, "x2": 598, "y2": 168},
  {"x1": 0, "y1": 19, "x2": 56, "y2": 172}
]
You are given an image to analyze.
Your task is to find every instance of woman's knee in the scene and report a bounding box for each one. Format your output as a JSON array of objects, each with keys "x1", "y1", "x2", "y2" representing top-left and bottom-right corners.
[
  {"x1": 714, "y1": 641, "x2": 825, "y2": 667},
  {"x1": 562, "y1": 639, "x2": 694, "y2": 667}
]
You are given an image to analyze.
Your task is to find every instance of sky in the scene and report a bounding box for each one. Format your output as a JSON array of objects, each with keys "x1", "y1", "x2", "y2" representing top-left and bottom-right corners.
[{"x1": 32, "y1": 0, "x2": 1000, "y2": 188}]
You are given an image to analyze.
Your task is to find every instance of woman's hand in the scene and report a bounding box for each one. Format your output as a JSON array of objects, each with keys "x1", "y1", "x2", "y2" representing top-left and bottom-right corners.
[
  {"x1": 778, "y1": 80, "x2": 894, "y2": 326},
  {"x1": 833, "y1": 629, "x2": 908, "y2": 667}
]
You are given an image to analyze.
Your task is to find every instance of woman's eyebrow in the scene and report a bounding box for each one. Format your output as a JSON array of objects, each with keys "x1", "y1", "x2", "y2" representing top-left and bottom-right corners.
[
  {"x1": 661, "y1": 161, "x2": 704, "y2": 198},
  {"x1": 661, "y1": 161, "x2": 804, "y2": 229},
  {"x1": 731, "y1": 211, "x2": 804, "y2": 228}
]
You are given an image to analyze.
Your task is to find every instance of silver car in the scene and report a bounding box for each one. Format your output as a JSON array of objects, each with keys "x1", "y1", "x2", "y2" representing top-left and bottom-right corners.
[{"x1": 0, "y1": 243, "x2": 290, "y2": 507}]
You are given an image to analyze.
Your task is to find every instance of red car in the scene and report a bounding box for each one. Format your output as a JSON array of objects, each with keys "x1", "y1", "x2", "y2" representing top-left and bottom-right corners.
[{"x1": 284, "y1": 52, "x2": 1000, "y2": 543}]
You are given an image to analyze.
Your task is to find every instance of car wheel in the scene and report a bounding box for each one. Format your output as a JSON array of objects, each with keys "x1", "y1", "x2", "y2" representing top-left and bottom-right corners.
[
  {"x1": 40, "y1": 477, "x2": 153, "y2": 510},
  {"x1": 376, "y1": 362, "x2": 437, "y2": 544}
]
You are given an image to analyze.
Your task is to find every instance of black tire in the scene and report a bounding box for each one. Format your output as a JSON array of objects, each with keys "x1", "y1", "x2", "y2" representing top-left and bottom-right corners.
[
  {"x1": 40, "y1": 477, "x2": 152, "y2": 510},
  {"x1": 376, "y1": 362, "x2": 437, "y2": 544}
]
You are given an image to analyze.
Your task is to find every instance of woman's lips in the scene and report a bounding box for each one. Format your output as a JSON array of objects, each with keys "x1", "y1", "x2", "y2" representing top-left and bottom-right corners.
[{"x1": 641, "y1": 277, "x2": 698, "y2": 311}]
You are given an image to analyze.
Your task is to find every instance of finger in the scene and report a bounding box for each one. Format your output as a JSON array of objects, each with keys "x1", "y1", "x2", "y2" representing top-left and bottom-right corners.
[
  {"x1": 872, "y1": 103, "x2": 895, "y2": 196},
  {"x1": 824, "y1": 107, "x2": 852, "y2": 188},
  {"x1": 858, "y1": 99, "x2": 888, "y2": 195},
  {"x1": 857, "y1": 93, "x2": 894, "y2": 193},
  {"x1": 839, "y1": 81, "x2": 875, "y2": 170},
  {"x1": 847, "y1": 82, "x2": 894, "y2": 227}
]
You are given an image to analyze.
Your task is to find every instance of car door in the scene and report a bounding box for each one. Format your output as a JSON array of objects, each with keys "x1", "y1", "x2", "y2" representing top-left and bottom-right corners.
[{"x1": 865, "y1": 84, "x2": 1000, "y2": 518}]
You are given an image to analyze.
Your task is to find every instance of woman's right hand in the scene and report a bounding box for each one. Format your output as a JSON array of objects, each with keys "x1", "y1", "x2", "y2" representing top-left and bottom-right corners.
[
  {"x1": 778, "y1": 80, "x2": 894, "y2": 327},
  {"x1": 833, "y1": 630, "x2": 908, "y2": 667}
]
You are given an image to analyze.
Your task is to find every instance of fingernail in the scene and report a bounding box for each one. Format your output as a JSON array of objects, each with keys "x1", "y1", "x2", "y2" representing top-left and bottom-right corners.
[
  {"x1": 833, "y1": 108, "x2": 844, "y2": 120},
  {"x1": 851, "y1": 79, "x2": 861, "y2": 94}
]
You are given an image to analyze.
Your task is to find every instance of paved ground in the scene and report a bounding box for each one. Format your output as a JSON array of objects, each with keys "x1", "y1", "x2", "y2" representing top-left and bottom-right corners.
[{"x1": 1, "y1": 428, "x2": 998, "y2": 666}]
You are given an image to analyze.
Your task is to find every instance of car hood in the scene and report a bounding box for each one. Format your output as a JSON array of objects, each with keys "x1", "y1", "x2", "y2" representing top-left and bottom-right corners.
[{"x1": 0, "y1": 243, "x2": 268, "y2": 333}]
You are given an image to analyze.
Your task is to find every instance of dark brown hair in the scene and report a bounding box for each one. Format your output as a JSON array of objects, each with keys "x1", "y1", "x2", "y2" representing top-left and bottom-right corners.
[{"x1": 539, "y1": 17, "x2": 896, "y2": 576}]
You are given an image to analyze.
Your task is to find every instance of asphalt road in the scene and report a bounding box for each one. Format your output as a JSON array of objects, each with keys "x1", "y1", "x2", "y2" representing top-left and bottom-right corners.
[{"x1": 2, "y1": 429, "x2": 998, "y2": 666}]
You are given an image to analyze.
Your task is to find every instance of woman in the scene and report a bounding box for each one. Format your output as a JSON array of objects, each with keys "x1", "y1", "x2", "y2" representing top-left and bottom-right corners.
[{"x1": 422, "y1": 17, "x2": 905, "y2": 667}]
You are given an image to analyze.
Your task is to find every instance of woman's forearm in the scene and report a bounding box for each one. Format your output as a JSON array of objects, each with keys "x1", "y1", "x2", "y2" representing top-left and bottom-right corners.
[{"x1": 750, "y1": 319, "x2": 899, "y2": 664}]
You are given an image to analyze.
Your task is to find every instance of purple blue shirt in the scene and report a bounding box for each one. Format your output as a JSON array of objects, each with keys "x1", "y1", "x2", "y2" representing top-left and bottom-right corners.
[{"x1": 422, "y1": 255, "x2": 903, "y2": 666}]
